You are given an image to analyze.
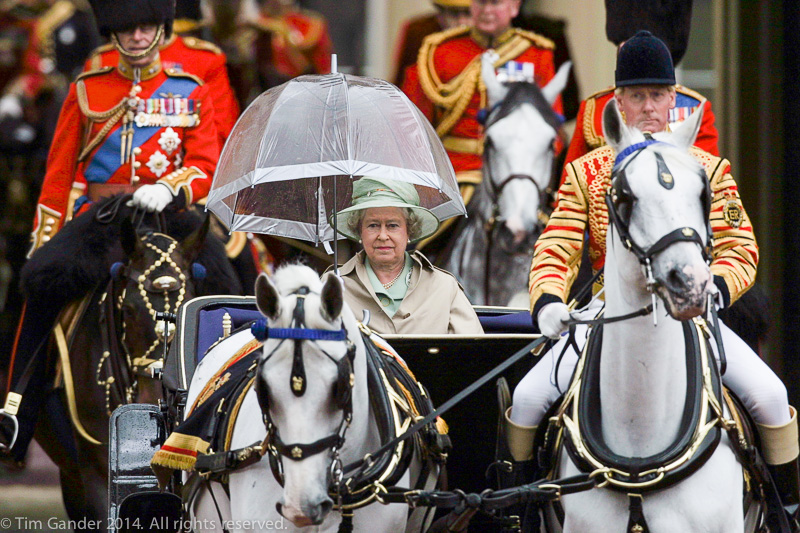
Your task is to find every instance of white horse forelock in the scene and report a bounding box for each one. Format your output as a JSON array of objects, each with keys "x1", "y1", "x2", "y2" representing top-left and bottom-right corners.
[{"x1": 270, "y1": 263, "x2": 324, "y2": 296}]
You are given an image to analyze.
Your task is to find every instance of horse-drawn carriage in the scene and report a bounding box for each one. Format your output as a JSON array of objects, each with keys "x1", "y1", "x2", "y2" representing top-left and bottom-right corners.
[
  {"x1": 107, "y1": 286, "x2": 539, "y2": 533},
  {"x1": 104, "y1": 95, "x2": 795, "y2": 533}
]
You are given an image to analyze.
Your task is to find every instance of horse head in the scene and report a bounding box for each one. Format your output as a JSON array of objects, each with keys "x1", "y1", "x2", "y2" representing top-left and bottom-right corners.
[
  {"x1": 108, "y1": 216, "x2": 209, "y2": 402},
  {"x1": 602, "y1": 99, "x2": 712, "y2": 320},
  {"x1": 480, "y1": 51, "x2": 570, "y2": 250},
  {"x1": 253, "y1": 265, "x2": 362, "y2": 527}
]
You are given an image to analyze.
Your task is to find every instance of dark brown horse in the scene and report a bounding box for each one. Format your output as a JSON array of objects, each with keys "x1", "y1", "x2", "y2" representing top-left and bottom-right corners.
[{"x1": 29, "y1": 209, "x2": 232, "y2": 528}]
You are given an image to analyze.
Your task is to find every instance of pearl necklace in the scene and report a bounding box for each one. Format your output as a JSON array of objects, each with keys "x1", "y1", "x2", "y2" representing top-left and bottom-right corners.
[{"x1": 381, "y1": 269, "x2": 404, "y2": 290}]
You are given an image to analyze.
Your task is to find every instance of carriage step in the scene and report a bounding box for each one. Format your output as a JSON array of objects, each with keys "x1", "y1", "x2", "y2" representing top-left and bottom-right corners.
[{"x1": 108, "y1": 404, "x2": 179, "y2": 533}]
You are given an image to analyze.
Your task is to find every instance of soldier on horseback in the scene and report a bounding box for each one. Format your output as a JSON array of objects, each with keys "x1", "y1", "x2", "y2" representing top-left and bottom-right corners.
[
  {"x1": 507, "y1": 30, "x2": 800, "y2": 519},
  {"x1": 400, "y1": 0, "x2": 561, "y2": 250},
  {"x1": 0, "y1": 0, "x2": 223, "y2": 467}
]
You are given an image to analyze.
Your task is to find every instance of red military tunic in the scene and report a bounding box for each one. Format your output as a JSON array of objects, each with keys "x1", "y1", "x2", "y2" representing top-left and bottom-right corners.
[
  {"x1": 250, "y1": 8, "x2": 332, "y2": 79},
  {"x1": 402, "y1": 26, "x2": 561, "y2": 175},
  {"x1": 561, "y1": 85, "x2": 718, "y2": 185},
  {"x1": 30, "y1": 55, "x2": 218, "y2": 253},
  {"x1": 85, "y1": 34, "x2": 240, "y2": 150}
]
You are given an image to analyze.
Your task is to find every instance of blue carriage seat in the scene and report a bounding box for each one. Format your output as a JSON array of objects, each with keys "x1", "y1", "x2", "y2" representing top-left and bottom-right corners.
[
  {"x1": 474, "y1": 306, "x2": 536, "y2": 334},
  {"x1": 195, "y1": 306, "x2": 263, "y2": 360},
  {"x1": 163, "y1": 295, "x2": 260, "y2": 392}
]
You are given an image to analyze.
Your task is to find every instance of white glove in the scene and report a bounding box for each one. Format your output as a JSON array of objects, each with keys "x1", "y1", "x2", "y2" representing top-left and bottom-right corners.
[
  {"x1": 129, "y1": 183, "x2": 175, "y2": 212},
  {"x1": 0, "y1": 94, "x2": 22, "y2": 119},
  {"x1": 537, "y1": 302, "x2": 571, "y2": 339}
]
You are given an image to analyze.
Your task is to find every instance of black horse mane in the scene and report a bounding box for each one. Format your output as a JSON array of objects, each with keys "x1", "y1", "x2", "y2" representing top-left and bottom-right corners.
[
  {"x1": 485, "y1": 81, "x2": 563, "y2": 134},
  {"x1": 21, "y1": 195, "x2": 242, "y2": 308}
]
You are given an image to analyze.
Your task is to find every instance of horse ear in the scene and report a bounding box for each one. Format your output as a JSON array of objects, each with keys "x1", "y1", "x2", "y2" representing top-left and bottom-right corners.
[
  {"x1": 541, "y1": 61, "x2": 571, "y2": 106},
  {"x1": 121, "y1": 217, "x2": 143, "y2": 258},
  {"x1": 669, "y1": 104, "x2": 704, "y2": 151},
  {"x1": 320, "y1": 274, "x2": 344, "y2": 322},
  {"x1": 481, "y1": 50, "x2": 508, "y2": 106},
  {"x1": 255, "y1": 272, "x2": 281, "y2": 320},
  {"x1": 179, "y1": 215, "x2": 210, "y2": 265},
  {"x1": 602, "y1": 98, "x2": 633, "y2": 153}
]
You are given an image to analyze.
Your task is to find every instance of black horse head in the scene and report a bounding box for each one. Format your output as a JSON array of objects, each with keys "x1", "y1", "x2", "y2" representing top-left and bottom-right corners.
[{"x1": 110, "y1": 215, "x2": 209, "y2": 369}]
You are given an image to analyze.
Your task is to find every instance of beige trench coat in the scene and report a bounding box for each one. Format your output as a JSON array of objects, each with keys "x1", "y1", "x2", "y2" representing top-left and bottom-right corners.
[{"x1": 325, "y1": 250, "x2": 484, "y2": 335}]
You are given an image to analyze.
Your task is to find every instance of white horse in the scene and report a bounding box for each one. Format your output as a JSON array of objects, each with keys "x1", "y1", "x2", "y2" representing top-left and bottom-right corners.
[
  {"x1": 548, "y1": 102, "x2": 748, "y2": 532},
  {"x1": 185, "y1": 265, "x2": 438, "y2": 532},
  {"x1": 443, "y1": 52, "x2": 570, "y2": 307}
]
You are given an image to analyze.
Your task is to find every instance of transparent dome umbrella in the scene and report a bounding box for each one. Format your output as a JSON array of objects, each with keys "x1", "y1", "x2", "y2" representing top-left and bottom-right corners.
[{"x1": 204, "y1": 72, "x2": 465, "y2": 267}]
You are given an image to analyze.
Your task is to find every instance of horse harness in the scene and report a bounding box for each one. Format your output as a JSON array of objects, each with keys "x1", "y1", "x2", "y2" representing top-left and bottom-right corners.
[
  {"x1": 531, "y1": 315, "x2": 789, "y2": 533},
  {"x1": 187, "y1": 289, "x2": 449, "y2": 531},
  {"x1": 98, "y1": 232, "x2": 189, "y2": 415}
]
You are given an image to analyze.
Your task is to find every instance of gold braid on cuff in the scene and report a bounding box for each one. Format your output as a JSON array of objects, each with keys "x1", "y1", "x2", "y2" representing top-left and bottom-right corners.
[{"x1": 157, "y1": 166, "x2": 206, "y2": 205}]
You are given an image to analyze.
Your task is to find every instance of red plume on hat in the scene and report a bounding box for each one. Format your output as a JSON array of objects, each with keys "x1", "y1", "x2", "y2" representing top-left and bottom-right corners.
[
  {"x1": 605, "y1": 0, "x2": 693, "y2": 65},
  {"x1": 89, "y1": 0, "x2": 176, "y2": 38}
]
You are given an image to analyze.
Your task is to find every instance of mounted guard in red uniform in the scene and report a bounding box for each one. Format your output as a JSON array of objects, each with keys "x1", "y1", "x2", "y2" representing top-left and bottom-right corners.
[
  {"x1": 0, "y1": 0, "x2": 231, "y2": 468},
  {"x1": 401, "y1": 0, "x2": 561, "y2": 249}
]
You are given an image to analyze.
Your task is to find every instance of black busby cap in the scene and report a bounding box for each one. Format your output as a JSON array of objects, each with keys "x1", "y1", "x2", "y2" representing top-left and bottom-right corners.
[
  {"x1": 605, "y1": 0, "x2": 693, "y2": 65},
  {"x1": 615, "y1": 30, "x2": 676, "y2": 87},
  {"x1": 176, "y1": 0, "x2": 202, "y2": 21},
  {"x1": 90, "y1": 0, "x2": 175, "y2": 38}
]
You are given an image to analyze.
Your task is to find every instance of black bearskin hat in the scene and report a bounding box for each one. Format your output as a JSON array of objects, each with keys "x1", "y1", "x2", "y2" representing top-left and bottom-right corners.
[
  {"x1": 175, "y1": 0, "x2": 201, "y2": 21},
  {"x1": 89, "y1": 0, "x2": 175, "y2": 38},
  {"x1": 615, "y1": 30, "x2": 675, "y2": 87},
  {"x1": 605, "y1": 0, "x2": 693, "y2": 65}
]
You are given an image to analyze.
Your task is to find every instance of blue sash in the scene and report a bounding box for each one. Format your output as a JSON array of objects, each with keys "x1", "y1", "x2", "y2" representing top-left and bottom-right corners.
[{"x1": 84, "y1": 76, "x2": 199, "y2": 183}]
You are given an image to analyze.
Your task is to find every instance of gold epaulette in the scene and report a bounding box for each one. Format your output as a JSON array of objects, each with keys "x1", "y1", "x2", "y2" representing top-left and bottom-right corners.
[
  {"x1": 86, "y1": 42, "x2": 114, "y2": 70},
  {"x1": 164, "y1": 68, "x2": 204, "y2": 85},
  {"x1": 75, "y1": 65, "x2": 114, "y2": 82},
  {"x1": 181, "y1": 36, "x2": 222, "y2": 56},
  {"x1": 676, "y1": 84, "x2": 708, "y2": 101},
  {"x1": 417, "y1": 25, "x2": 533, "y2": 137},
  {"x1": 514, "y1": 28, "x2": 555, "y2": 50},
  {"x1": 688, "y1": 145, "x2": 722, "y2": 172},
  {"x1": 586, "y1": 85, "x2": 615, "y2": 100},
  {"x1": 420, "y1": 25, "x2": 471, "y2": 53},
  {"x1": 582, "y1": 89, "x2": 615, "y2": 150}
]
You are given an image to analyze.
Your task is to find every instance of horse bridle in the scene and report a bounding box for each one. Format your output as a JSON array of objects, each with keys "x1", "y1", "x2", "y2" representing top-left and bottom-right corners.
[
  {"x1": 252, "y1": 287, "x2": 356, "y2": 490},
  {"x1": 114, "y1": 233, "x2": 189, "y2": 362},
  {"x1": 605, "y1": 137, "x2": 713, "y2": 311},
  {"x1": 481, "y1": 138, "x2": 550, "y2": 242}
]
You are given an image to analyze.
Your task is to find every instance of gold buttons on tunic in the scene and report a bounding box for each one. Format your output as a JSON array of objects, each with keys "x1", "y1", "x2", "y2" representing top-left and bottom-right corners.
[{"x1": 379, "y1": 296, "x2": 391, "y2": 307}]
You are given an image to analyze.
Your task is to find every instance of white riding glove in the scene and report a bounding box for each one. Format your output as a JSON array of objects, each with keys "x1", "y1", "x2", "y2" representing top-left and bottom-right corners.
[
  {"x1": 537, "y1": 302, "x2": 571, "y2": 339},
  {"x1": 0, "y1": 94, "x2": 22, "y2": 119},
  {"x1": 129, "y1": 183, "x2": 175, "y2": 212}
]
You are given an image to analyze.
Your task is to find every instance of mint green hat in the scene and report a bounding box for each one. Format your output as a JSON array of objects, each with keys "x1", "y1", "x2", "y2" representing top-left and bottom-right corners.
[{"x1": 333, "y1": 177, "x2": 440, "y2": 242}]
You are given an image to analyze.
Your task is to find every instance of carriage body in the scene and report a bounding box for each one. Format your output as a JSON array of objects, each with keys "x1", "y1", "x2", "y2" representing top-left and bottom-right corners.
[{"x1": 108, "y1": 295, "x2": 539, "y2": 532}]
